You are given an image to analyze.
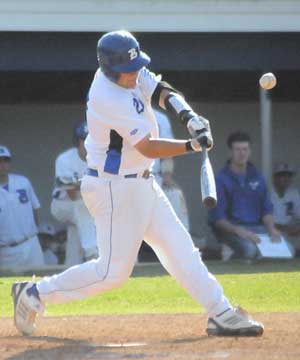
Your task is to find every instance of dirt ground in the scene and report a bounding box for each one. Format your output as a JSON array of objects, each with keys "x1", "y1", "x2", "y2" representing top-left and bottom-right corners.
[{"x1": 0, "y1": 313, "x2": 300, "y2": 360}]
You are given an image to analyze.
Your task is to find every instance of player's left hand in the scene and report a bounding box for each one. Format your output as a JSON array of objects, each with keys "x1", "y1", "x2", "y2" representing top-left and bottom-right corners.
[{"x1": 187, "y1": 115, "x2": 213, "y2": 149}]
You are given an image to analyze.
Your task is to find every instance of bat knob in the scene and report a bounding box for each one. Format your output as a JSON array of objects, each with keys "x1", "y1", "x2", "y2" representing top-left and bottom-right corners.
[{"x1": 203, "y1": 197, "x2": 217, "y2": 209}]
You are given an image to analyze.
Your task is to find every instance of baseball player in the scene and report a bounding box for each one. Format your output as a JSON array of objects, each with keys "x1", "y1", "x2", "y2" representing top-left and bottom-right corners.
[
  {"x1": 0, "y1": 145, "x2": 44, "y2": 268},
  {"x1": 12, "y1": 30, "x2": 263, "y2": 337},
  {"x1": 51, "y1": 121, "x2": 98, "y2": 265}
]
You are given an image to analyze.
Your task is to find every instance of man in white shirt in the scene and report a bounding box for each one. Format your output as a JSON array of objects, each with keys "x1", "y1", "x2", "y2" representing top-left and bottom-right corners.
[
  {"x1": 51, "y1": 121, "x2": 98, "y2": 265},
  {"x1": 12, "y1": 30, "x2": 263, "y2": 338},
  {"x1": 0, "y1": 145, "x2": 44, "y2": 269},
  {"x1": 271, "y1": 162, "x2": 300, "y2": 255}
]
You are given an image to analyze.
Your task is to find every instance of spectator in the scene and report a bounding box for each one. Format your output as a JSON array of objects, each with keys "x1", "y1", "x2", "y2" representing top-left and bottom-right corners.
[
  {"x1": 51, "y1": 121, "x2": 98, "y2": 265},
  {"x1": 271, "y1": 163, "x2": 300, "y2": 256},
  {"x1": 160, "y1": 158, "x2": 190, "y2": 231},
  {"x1": 0, "y1": 145, "x2": 44, "y2": 268},
  {"x1": 209, "y1": 131, "x2": 281, "y2": 260},
  {"x1": 38, "y1": 223, "x2": 59, "y2": 265}
]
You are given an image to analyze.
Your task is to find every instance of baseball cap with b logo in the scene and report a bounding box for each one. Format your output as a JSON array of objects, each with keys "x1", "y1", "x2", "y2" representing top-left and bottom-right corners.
[{"x1": 0, "y1": 145, "x2": 11, "y2": 159}]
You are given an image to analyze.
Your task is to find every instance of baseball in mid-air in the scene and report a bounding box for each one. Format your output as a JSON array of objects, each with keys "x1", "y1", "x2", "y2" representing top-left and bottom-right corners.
[{"x1": 259, "y1": 72, "x2": 277, "y2": 90}]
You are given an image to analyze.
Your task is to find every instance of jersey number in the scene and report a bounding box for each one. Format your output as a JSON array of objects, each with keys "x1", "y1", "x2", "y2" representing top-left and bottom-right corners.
[
  {"x1": 133, "y1": 97, "x2": 144, "y2": 114},
  {"x1": 16, "y1": 189, "x2": 29, "y2": 204}
]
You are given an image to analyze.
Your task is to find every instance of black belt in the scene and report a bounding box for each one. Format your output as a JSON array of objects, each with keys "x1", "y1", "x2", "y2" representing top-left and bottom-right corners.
[
  {"x1": 87, "y1": 168, "x2": 151, "y2": 179},
  {"x1": 0, "y1": 235, "x2": 35, "y2": 249}
]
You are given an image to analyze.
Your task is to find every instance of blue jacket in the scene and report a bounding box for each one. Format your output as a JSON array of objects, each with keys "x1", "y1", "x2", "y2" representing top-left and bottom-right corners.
[{"x1": 209, "y1": 162, "x2": 273, "y2": 225}]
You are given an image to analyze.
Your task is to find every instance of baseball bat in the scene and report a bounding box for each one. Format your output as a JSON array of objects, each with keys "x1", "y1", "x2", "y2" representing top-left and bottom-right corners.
[{"x1": 200, "y1": 146, "x2": 217, "y2": 209}]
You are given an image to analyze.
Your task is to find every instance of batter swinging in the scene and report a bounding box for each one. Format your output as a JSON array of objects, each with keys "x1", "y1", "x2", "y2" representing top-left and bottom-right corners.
[{"x1": 12, "y1": 30, "x2": 263, "y2": 337}]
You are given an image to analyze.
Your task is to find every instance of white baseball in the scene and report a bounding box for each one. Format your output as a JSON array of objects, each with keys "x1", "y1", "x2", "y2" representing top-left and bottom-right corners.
[{"x1": 259, "y1": 73, "x2": 277, "y2": 90}]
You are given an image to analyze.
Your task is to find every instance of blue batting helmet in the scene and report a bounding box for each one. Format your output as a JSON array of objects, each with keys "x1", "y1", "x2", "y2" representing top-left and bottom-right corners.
[
  {"x1": 97, "y1": 30, "x2": 151, "y2": 82},
  {"x1": 73, "y1": 121, "x2": 88, "y2": 145}
]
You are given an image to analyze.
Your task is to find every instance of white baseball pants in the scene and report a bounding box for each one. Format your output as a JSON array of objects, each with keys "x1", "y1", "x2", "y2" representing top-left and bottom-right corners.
[{"x1": 38, "y1": 175, "x2": 230, "y2": 316}]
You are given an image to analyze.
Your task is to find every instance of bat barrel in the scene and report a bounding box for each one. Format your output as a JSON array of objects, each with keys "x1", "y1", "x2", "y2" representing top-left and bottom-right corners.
[{"x1": 200, "y1": 146, "x2": 217, "y2": 209}]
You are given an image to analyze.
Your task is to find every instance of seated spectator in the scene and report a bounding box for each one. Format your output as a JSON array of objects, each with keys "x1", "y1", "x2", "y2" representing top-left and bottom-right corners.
[
  {"x1": 51, "y1": 121, "x2": 98, "y2": 266},
  {"x1": 0, "y1": 145, "x2": 44, "y2": 268},
  {"x1": 38, "y1": 223, "x2": 59, "y2": 265},
  {"x1": 271, "y1": 163, "x2": 300, "y2": 256},
  {"x1": 209, "y1": 131, "x2": 281, "y2": 260}
]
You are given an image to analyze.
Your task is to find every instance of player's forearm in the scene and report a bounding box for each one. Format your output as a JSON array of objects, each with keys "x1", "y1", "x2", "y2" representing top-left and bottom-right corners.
[{"x1": 136, "y1": 138, "x2": 191, "y2": 159}]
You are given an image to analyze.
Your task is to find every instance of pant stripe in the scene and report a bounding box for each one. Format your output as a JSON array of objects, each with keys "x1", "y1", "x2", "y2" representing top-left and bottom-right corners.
[{"x1": 96, "y1": 181, "x2": 114, "y2": 281}]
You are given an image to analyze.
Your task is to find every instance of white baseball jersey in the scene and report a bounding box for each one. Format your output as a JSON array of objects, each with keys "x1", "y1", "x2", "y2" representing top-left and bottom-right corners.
[
  {"x1": 271, "y1": 187, "x2": 300, "y2": 225},
  {"x1": 152, "y1": 109, "x2": 175, "y2": 175},
  {"x1": 0, "y1": 174, "x2": 40, "y2": 245},
  {"x1": 85, "y1": 68, "x2": 160, "y2": 175},
  {"x1": 53, "y1": 148, "x2": 87, "y2": 200}
]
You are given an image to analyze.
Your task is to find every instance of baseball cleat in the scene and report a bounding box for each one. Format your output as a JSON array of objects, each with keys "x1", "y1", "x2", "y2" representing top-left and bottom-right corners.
[
  {"x1": 206, "y1": 306, "x2": 264, "y2": 337},
  {"x1": 11, "y1": 281, "x2": 44, "y2": 336}
]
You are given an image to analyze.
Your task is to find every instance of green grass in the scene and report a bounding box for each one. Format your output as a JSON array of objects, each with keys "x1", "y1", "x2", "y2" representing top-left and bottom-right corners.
[{"x1": 1, "y1": 260, "x2": 300, "y2": 317}]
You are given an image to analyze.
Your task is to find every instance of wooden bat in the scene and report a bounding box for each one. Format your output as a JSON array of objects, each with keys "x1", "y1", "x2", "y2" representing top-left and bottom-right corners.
[{"x1": 200, "y1": 147, "x2": 217, "y2": 208}]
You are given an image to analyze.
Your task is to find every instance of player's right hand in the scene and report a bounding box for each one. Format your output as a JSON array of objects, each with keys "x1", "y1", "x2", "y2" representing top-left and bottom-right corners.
[{"x1": 187, "y1": 115, "x2": 213, "y2": 150}]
